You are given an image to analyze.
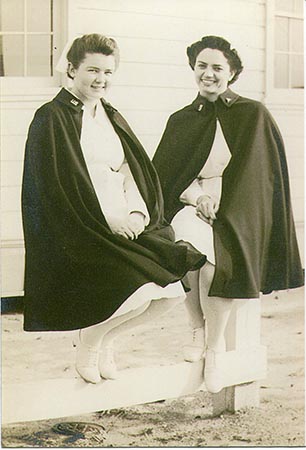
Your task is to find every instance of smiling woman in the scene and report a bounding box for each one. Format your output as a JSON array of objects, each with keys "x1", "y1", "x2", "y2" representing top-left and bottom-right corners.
[
  {"x1": 68, "y1": 53, "x2": 116, "y2": 105},
  {"x1": 153, "y1": 35, "x2": 303, "y2": 394},
  {"x1": 193, "y1": 49, "x2": 234, "y2": 101},
  {"x1": 21, "y1": 33, "x2": 206, "y2": 385}
]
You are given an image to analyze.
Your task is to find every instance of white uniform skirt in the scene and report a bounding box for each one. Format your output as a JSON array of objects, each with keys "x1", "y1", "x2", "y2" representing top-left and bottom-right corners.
[
  {"x1": 171, "y1": 205, "x2": 215, "y2": 265},
  {"x1": 107, "y1": 280, "x2": 185, "y2": 322}
]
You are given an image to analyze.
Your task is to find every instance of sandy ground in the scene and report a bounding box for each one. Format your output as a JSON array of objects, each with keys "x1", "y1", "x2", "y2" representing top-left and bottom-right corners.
[{"x1": 1, "y1": 287, "x2": 305, "y2": 447}]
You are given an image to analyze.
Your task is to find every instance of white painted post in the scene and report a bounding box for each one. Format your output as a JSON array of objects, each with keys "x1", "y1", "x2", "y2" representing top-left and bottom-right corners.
[{"x1": 212, "y1": 298, "x2": 267, "y2": 415}]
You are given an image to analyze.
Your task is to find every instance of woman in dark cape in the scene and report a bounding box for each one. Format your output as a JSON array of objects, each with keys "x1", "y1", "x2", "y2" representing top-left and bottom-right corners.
[
  {"x1": 22, "y1": 34, "x2": 206, "y2": 384},
  {"x1": 153, "y1": 36, "x2": 304, "y2": 393}
]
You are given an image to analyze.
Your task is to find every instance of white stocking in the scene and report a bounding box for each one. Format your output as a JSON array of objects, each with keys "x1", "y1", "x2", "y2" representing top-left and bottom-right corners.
[{"x1": 199, "y1": 262, "x2": 234, "y2": 352}]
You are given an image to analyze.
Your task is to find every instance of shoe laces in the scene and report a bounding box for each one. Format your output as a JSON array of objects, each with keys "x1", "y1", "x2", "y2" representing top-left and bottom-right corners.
[
  {"x1": 101, "y1": 346, "x2": 115, "y2": 365},
  {"x1": 191, "y1": 326, "x2": 204, "y2": 344},
  {"x1": 78, "y1": 344, "x2": 99, "y2": 368}
]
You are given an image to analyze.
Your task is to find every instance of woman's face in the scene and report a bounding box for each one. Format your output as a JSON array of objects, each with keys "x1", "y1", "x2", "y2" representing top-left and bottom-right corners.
[
  {"x1": 68, "y1": 52, "x2": 116, "y2": 103},
  {"x1": 194, "y1": 48, "x2": 234, "y2": 100}
]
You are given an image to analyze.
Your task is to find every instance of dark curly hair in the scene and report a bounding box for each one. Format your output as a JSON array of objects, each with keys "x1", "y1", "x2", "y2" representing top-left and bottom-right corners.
[
  {"x1": 186, "y1": 35, "x2": 243, "y2": 85},
  {"x1": 67, "y1": 34, "x2": 120, "y2": 79}
]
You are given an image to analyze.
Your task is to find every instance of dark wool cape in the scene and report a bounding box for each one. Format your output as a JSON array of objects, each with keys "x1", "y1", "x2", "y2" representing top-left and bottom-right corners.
[
  {"x1": 153, "y1": 89, "x2": 304, "y2": 299},
  {"x1": 22, "y1": 88, "x2": 206, "y2": 331}
]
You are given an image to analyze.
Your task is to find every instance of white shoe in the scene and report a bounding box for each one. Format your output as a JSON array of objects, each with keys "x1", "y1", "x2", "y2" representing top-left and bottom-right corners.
[
  {"x1": 204, "y1": 348, "x2": 226, "y2": 394},
  {"x1": 183, "y1": 326, "x2": 205, "y2": 362},
  {"x1": 99, "y1": 345, "x2": 118, "y2": 380},
  {"x1": 75, "y1": 333, "x2": 101, "y2": 384}
]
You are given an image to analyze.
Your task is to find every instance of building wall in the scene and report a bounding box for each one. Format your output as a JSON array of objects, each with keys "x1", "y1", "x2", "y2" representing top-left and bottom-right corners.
[
  {"x1": 70, "y1": 0, "x2": 266, "y2": 156},
  {"x1": 0, "y1": 0, "x2": 303, "y2": 296}
]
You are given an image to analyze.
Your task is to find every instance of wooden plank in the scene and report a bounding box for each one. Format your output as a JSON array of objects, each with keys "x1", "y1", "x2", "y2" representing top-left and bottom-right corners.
[
  {"x1": 213, "y1": 299, "x2": 266, "y2": 413},
  {"x1": 213, "y1": 381, "x2": 260, "y2": 415},
  {"x1": 2, "y1": 343, "x2": 267, "y2": 425},
  {"x1": 2, "y1": 361, "x2": 204, "y2": 424}
]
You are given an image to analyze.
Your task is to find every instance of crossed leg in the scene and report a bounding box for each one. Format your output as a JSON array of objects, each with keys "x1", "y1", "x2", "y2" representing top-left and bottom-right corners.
[{"x1": 77, "y1": 295, "x2": 185, "y2": 383}]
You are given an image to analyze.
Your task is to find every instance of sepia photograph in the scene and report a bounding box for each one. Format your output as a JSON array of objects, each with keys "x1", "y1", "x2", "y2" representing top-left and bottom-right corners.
[{"x1": 1, "y1": 0, "x2": 304, "y2": 447}]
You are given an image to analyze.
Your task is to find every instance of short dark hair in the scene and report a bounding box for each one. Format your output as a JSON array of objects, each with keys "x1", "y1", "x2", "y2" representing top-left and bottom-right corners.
[
  {"x1": 186, "y1": 35, "x2": 243, "y2": 85},
  {"x1": 67, "y1": 34, "x2": 120, "y2": 78}
]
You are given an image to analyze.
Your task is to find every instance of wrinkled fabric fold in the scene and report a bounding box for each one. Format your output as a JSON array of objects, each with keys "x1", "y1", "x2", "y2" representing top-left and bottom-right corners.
[
  {"x1": 153, "y1": 89, "x2": 304, "y2": 298},
  {"x1": 22, "y1": 88, "x2": 206, "y2": 331}
]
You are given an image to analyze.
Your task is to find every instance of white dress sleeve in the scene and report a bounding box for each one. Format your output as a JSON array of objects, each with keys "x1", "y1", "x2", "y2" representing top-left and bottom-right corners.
[
  {"x1": 119, "y1": 161, "x2": 150, "y2": 226},
  {"x1": 179, "y1": 178, "x2": 204, "y2": 206},
  {"x1": 198, "y1": 176, "x2": 222, "y2": 202}
]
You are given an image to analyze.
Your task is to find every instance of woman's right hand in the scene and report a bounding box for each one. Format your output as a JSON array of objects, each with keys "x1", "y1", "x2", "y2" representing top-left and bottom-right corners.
[
  {"x1": 107, "y1": 212, "x2": 145, "y2": 240},
  {"x1": 195, "y1": 195, "x2": 219, "y2": 226},
  {"x1": 107, "y1": 214, "x2": 135, "y2": 239}
]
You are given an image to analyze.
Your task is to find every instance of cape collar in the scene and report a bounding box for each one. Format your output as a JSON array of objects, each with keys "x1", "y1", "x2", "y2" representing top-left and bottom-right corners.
[
  {"x1": 55, "y1": 88, "x2": 84, "y2": 112},
  {"x1": 54, "y1": 88, "x2": 118, "y2": 115},
  {"x1": 192, "y1": 88, "x2": 240, "y2": 112}
]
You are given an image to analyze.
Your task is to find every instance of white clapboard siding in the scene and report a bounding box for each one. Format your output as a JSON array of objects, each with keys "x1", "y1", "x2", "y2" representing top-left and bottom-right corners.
[
  {"x1": 1, "y1": 161, "x2": 24, "y2": 188},
  {"x1": 1, "y1": 187, "x2": 21, "y2": 212},
  {"x1": 287, "y1": 156, "x2": 304, "y2": 180},
  {"x1": 113, "y1": 63, "x2": 264, "y2": 93},
  {"x1": 117, "y1": 38, "x2": 264, "y2": 71},
  {"x1": 272, "y1": 111, "x2": 304, "y2": 138},
  {"x1": 282, "y1": 136, "x2": 305, "y2": 157},
  {"x1": 74, "y1": 11, "x2": 264, "y2": 47},
  {"x1": 1, "y1": 246, "x2": 25, "y2": 297},
  {"x1": 1, "y1": 0, "x2": 303, "y2": 297},
  {"x1": 1, "y1": 109, "x2": 36, "y2": 137},
  {"x1": 79, "y1": 0, "x2": 265, "y2": 22},
  {"x1": 1, "y1": 136, "x2": 27, "y2": 161},
  {"x1": 109, "y1": 87, "x2": 263, "y2": 115},
  {"x1": 291, "y1": 198, "x2": 304, "y2": 223},
  {"x1": 269, "y1": 108, "x2": 304, "y2": 238},
  {"x1": 2, "y1": 211, "x2": 24, "y2": 241},
  {"x1": 289, "y1": 176, "x2": 304, "y2": 200}
]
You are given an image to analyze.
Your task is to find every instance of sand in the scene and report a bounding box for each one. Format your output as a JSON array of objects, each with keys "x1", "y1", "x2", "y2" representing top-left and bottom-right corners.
[{"x1": 1, "y1": 287, "x2": 304, "y2": 447}]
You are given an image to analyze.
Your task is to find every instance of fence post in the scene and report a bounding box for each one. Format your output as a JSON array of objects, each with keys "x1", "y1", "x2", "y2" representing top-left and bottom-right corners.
[{"x1": 212, "y1": 298, "x2": 266, "y2": 415}]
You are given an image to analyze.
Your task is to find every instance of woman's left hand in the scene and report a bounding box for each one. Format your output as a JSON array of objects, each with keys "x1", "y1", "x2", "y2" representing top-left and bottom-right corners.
[
  {"x1": 196, "y1": 195, "x2": 219, "y2": 226},
  {"x1": 127, "y1": 212, "x2": 146, "y2": 239}
]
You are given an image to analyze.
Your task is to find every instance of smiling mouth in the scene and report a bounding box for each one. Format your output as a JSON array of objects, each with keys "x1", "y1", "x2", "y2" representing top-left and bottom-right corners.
[{"x1": 201, "y1": 79, "x2": 215, "y2": 86}]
